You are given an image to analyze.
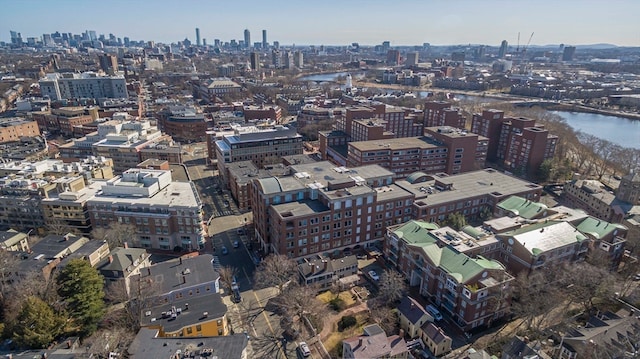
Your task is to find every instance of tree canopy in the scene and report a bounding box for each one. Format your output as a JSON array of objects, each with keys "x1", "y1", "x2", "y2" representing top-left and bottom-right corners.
[
  {"x1": 57, "y1": 259, "x2": 106, "y2": 336},
  {"x1": 12, "y1": 296, "x2": 64, "y2": 349}
]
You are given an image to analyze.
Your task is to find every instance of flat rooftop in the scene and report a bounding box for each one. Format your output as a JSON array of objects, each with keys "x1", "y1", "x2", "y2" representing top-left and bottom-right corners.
[{"x1": 88, "y1": 181, "x2": 201, "y2": 208}]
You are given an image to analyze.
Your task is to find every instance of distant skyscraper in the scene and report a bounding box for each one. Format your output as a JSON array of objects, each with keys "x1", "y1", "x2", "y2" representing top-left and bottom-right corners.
[
  {"x1": 273, "y1": 41, "x2": 279, "y2": 49},
  {"x1": 123, "y1": 37, "x2": 130, "y2": 47},
  {"x1": 562, "y1": 46, "x2": 576, "y2": 61},
  {"x1": 203, "y1": 38, "x2": 207, "y2": 47},
  {"x1": 294, "y1": 51, "x2": 303, "y2": 68},
  {"x1": 196, "y1": 28, "x2": 201, "y2": 47},
  {"x1": 386, "y1": 49, "x2": 400, "y2": 66},
  {"x1": 272, "y1": 49, "x2": 281, "y2": 68},
  {"x1": 10, "y1": 30, "x2": 22, "y2": 45},
  {"x1": 406, "y1": 52, "x2": 419, "y2": 67},
  {"x1": 244, "y1": 29, "x2": 251, "y2": 48},
  {"x1": 262, "y1": 30, "x2": 267, "y2": 48},
  {"x1": 498, "y1": 40, "x2": 508, "y2": 58},
  {"x1": 250, "y1": 52, "x2": 260, "y2": 71}
]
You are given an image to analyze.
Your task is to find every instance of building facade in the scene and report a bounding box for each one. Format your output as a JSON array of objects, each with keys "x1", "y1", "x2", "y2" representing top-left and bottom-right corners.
[
  {"x1": 0, "y1": 118, "x2": 40, "y2": 143},
  {"x1": 39, "y1": 72, "x2": 128, "y2": 100}
]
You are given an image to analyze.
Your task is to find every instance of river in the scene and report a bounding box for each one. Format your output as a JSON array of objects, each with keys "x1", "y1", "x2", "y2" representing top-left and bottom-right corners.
[
  {"x1": 550, "y1": 111, "x2": 640, "y2": 149},
  {"x1": 296, "y1": 72, "x2": 639, "y2": 149}
]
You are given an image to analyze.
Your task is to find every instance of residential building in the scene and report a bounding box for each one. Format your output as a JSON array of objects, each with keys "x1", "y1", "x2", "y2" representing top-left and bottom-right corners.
[
  {"x1": 495, "y1": 195, "x2": 550, "y2": 220},
  {"x1": 243, "y1": 105, "x2": 282, "y2": 123},
  {"x1": 470, "y1": 110, "x2": 557, "y2": 174},
  {"x1": 616, "y1": 172, "x2": 640, "y2": 205},
  {"x1": 13, "y1": 233, "x2": 91, "y2": 280},
  {"x1": 40, "y1": 177, "x2": 102, "y2": 234},
  {"x1": 251, "y1": 161, "x2": 412, "y2": 258},
  {"x1": 385, "y1": 220, "x2": 514, "y2": 331},
  {"x1": 98, "y1": 53, "x2": 119, "y2": 75},
  {"x1": 558, "y1": 309, "x2": 640, "y2": 359},
  {"x1": 32, "y1": 106, "x2": 96, "y2": 136},
  {"x1": 406, "y1": 52, "x2": 419, "y2": 67},
  {"x1": 343, "y1": 324, "x2": 409, "y2": 359},
  {"x1": 39, "y1": 72, "x2": 128, "y2": 100},
  {"x1": 87, "y1": 168, "x2": 205, "y2": 251},
  {"x1": 422, "y1": 322, "x2": 452, "y2": 357},
  {"x1": 0, "y1": 118, "x2": 40, "y2": 143},
  {"x1": 424, "y1": 101, "x2": 466, "y2": 129},
  {"x1": 249, "y1": 52, "x2": 260, "y2": 71},
  {"x1": 563, "y1": 179, "x2": 622, "y2": 222},
  {"x1": 98, "y1": 246, "x2": 151, "y2": 296},
  {"x1": 0, "y1": 229, "x2": 30, "y2": 252},
  {"x1": 297, "y1": 254, "x2": 358, "y2": 289},
  {"x1": 215, "y1": 124, "x2": 303, "y2": 184},
  {"x1": 345, "y1": 127, "x2": 487, "y2": 178},
  {"x1": 395, "y1": 169, "x2": 542, "y2": 224},
  {"x1": 137, "y1": 254, "x2": 229, "y2": 338},
  {"x1": 128, "y1": 328, "x2": 248, "y2": 359},
  {"x1": 397, "y1": 296, "x2": 433, "y2": 339},
  {"x1": 502, "y1": 336, "x2": 553, "y2": 359},
  {"x1": 226, "y1": 161, "x2": 287, "y2": 212}
]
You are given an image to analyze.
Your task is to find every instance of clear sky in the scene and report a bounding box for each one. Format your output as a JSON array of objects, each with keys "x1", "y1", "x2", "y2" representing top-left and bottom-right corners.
[{"x1": 1, "y1": 0, "x2": 638, "y2": 47}]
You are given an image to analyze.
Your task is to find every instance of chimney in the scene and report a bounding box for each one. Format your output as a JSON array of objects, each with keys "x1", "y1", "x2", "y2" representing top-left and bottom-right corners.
[
  {"x1": 309, "y1": 262, "x2": 314, "y2": 274},
  {"x1": 179, "y1": 257, "x2": 183, "y2": 265},
  {"x1": 182, "y1": 275, "x2": 186, "y2": 284},
  {"x1": 410, "y1": 301, "x2": 415, "y2": 310},
  {"x1": 124, "y1": 242, "x2": 128, "y2": 249},
  {"x1": 66, "y1": 340, "x2": 71, "y2": 349},
  {"x1": 108, "y1": 255, "x2": 113, "y2": 263},
  {"x1": 359, "y1": 337, "x2": 363, "y2": 347},
  {"x1": 203, "y1": 311, "x2": 208, "y2": 318},
  {"x1": 185, "y1": 303, "x2": 189, "y2": 310},
  {"x1": 147, "y1": 267, "x2": 151, "y2": 276},
  {"x1": 64, "y1": 234, "x2": 69, "y2": 241},
  {"x1": 323, "y1": 259, "x2": 328, "y2": 271}
]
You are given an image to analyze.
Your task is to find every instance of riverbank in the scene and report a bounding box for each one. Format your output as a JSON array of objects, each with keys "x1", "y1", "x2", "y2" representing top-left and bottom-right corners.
[{"x1": 545, "y1": 103, "x2": 640, "y2": 121}]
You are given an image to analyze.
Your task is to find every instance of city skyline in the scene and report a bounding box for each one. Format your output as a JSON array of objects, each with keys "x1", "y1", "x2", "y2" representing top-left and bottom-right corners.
[{"x1": 1, "y1": 0, "x2": 639, "y2": 47}]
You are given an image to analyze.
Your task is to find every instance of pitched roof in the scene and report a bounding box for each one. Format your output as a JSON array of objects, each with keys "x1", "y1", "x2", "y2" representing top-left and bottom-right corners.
[
  {"x1": 391, "y1": 220, "x2": 440, "y2": 245},
  {"x1": 99, "y1": 247, "x2": 149, "y2": 272},
  {"x1": 575, "y1": 216, "x2": 626, "y2": 239},
  {"x1": 343, "y1": 324, "x2": 408, "y2": 359},
  {"x1": 416, "y1": 244, "x2": 504, "y2": 284},
  {"x1": 422, "y1": 322, "x2": 451, "y2": 344},
  {"x1": 397, "y1": 296, "x2": 431, "y2": 324},
  {"x1": 500, "y1": 221, "x2": 587, "y2": 256},
  {"x1": 497, "y1": 196, "x2": 548, "y2": 219}
]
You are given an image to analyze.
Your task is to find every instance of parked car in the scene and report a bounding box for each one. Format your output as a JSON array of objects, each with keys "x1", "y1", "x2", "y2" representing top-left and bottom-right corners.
[
  {"x1": 232, "y1": 288, "x2": 242, "y2": 303},
  {"x1": 233, "y1": 240, "x2": 240, "y2": 248},
  {"x1": 368, "y1": 270, "x2": 380, "y2": 281},
  {"x1": 425, "y1": 304, "x2": 443, "y2": 321},
  {"x1": 298, "y1": 342, "x2": 311, "y2": 357},
  {"x1": 221, "y1": 246, "x2": 228, "y2": 255}
]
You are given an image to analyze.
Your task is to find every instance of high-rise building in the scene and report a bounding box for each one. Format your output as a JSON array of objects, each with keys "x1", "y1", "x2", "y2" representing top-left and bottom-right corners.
[
  {"x1": 196, "y1": 28, "x2": 201, "y2": 47},
  {"x1": 498, "y1": 40, "x2": 508, "y2": 58},
  {"x1": 262, "y1": 29, "x2": 267, "y2": 48},
  {"x1": 98, "y1": 53, "x2": 119, "y2": 75},
  {"x1": 123, "y1": 37, "x2": 130, "y2": 47},
  {"x1": 271, "y1": 49, "x2": 282, "y2": 68},
  {"x1": 406, "y1": 52, "x2": 419, "y2": 67},
  {"x1": 283, "y1": 51, "x2": 294, "y2": 69},
  {"x1": 386, "y1": 50, "x2": 400, "y2": 66},
  {"x1": 562, "y1": 46, "x2": 576, "y2": 61},
  {"x1": 39, "y1": 72, "x2": 128, "y2": 101},
  {"x1": 9, "y1": 30, "x2": 22, "y2": 45},
  {"x1": 294, "y1": 51, "x2": 304, "y2": 68},
  {"x1": 471, "y1": 110, "x2": 558, "y2": 174},
  {"x1": 250, "y1": 52, "x2": 260, "y2": 71},
  {"x1": 244, "y1": 29, "x2": 251, "y2": 48}
]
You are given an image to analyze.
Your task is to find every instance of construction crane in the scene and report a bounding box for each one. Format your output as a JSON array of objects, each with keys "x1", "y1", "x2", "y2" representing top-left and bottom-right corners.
[{"x1": 522, "y1": 32, "x2": 535, "y2": 55}]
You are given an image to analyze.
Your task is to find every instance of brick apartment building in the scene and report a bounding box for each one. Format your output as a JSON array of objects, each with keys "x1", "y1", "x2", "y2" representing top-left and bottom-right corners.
[
  {"x1": 471, "y1": 110, "x2": 557, "y2": 174},
  {"x1": 32, "y1": 106, "x2": 97, "y2": 136},
  {"x1": 344, "y1": 126, "x2": 487, "y2": 178},
  {"x1": 158, "y1": 107, "x2": 209, "y2": 143},
  {"x1": 243, "y1": 105, "x2": 282, "y2": 123},
  {"x1": 0, "y1": 118, "x2": 40, "y2": 143},
  {"x1": 385, "y1": 220, "x2": 514, "y2": 331},
  {"x1": 250, "y1": 161, "x2": 413, "y2": 258},
  {"x1": 424, "y1": 101, "x2": 466, "y2": 129}
]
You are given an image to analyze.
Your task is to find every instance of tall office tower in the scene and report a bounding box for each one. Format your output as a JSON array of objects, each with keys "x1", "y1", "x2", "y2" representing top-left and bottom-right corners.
[
  {"x1": 498, "y1": 40, "x2": 508, "y2": 58},
  {"x1": 10, "y1": 30, "x2": 22, "y2": 45},
  {"x1": 283, "y1": 51, "x2": 294, "y2": 69},
  {"x1": 262, "y1": 30, "x2": 267, "y2": 48},
  {"x1": 406, "y1": 52, "x2": 419, "y2": 67},
  {"x1": 386, "y1": 49, "x2": 400, "y2": 66},
  {"x1": 203, "y1": 38, "x2": 207, "y2": 47},
  {"x1": 250, "y1": 52, "x2": 260, "y2": 71},
  {"x1": 99, "y1": 54, "x2": 119, "y2": 75},
  {"x1": 88, "y1": 30, "x2": 97, "y2": 41},
  {"x1": 196, "y1": 28, "x2": 201, "y2": 46},
  {"x1": 294, "y1": 51, "x2": 303, "y2": 68},
  {"x1": 562, "y1": 46, "x2": 576, "y2": 61},
  {"x1": 382, "y1": 41, "x2": 390, "y2": 52},
  {"x1": 43, "y1": 34, "x2": 54, "y2": 47},
  {"x1": 271, "y1": 49, "x2": 282, "y2": 68},
  {"x1": 244, "y1": 29, "x2": 251, "y2": 48},
  {"x1": 124, "y1": 37, "x2": 130, "y2": 47},
  {"x1": 273, "y1": 41, "x2": 280, "y2": 49}
]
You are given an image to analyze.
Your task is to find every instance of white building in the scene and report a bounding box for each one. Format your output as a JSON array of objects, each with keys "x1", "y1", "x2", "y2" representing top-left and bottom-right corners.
[
  {"x1": 39, "y1": 72, "x2": 128, "y2": 100},
  {"x1": 87, "y1": 169, "x2": 205, "y2": 251}
]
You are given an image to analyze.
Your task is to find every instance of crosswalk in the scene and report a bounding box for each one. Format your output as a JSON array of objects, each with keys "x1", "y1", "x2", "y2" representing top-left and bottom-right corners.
[{"x1": 212, "y1": 210, "x2": 234, "y2": 217}]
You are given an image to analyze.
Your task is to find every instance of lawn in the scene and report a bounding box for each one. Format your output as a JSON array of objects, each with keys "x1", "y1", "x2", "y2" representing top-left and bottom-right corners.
[
  {"x1": 316, "y1": 290, "x2": 358, "y2": 308},
  {"x1": 324, "y1": 312, "x2": 370, "y2": 358}
]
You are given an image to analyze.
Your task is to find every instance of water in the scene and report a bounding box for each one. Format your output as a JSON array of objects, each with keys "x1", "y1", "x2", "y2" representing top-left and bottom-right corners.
[
  {"x1": 550, "y1": 111, "x2": 640, "y2": 149},
  {"x1": 298, "y1": 71, "x2": 364, "y2": 83}
]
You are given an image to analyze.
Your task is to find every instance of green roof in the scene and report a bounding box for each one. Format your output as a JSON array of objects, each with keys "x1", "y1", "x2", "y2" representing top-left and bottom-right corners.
[
  {"x1": 392, "y1": 220, "x2": 440, "y2": 245},
  {"x1": 418, "y1": 244, "x2": 504, "y2": 284},
  {"x1": 497, "y1": 196, "x2": 548, "y2": 219},
  {"x1": 575, "y1": 216, "x2": 626, "y2": 239},
  {"x1": 461, "y1": 225, "x2": 485, "y2": 239}
]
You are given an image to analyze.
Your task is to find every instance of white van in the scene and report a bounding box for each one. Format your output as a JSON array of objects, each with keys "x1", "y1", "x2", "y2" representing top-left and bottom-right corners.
[{"x1": 425, "y1": 304, "x2": 443, "y2": 321}]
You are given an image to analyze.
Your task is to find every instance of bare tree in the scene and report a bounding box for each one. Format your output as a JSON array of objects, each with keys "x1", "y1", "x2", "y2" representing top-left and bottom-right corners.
[
  {"x1": 510, "y1": 271, "x2": 560, "y2": 332},
  {"x1": 105, "y1": 276, "x2": 163, "y2": 331},
  {"x1": 218, "y1": 265, "x2": 238, "y2": 295},
  {"x1": 376, "y1": 269, "x2": 408, "y2": 306},
  {"x1": 83, "y1": 327, "x2": 135, "y2": 358},
  {"x1": 45, "y1": 218, "x2": 79, "y2": 236},
  {"x1": 553, "y1": 262, "x2": 615, "y2": 313},
  {"x1": 91, "y1": 222, "x2": 137, "y2": 248},
  {"x1": 253, "y1": 254, "x2": 297, "y2": 294},
  {"x1": 368, "y1": 303, "x2": 398, "y2": 335},
  {"x1": 273, "y1": 282, "x2": 326, "y2": 338}
]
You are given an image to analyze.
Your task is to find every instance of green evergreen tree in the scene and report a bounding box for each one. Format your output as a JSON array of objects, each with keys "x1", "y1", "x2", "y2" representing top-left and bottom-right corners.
[
  {"x1": 12, "y1": 296, "x2": 63, "y2": 348},
  {"x1": 443, "y1": 212, "x2": 467, "y2": 231},
  {"x1": 57, "y1": 259, "x2": 106, "y2": 336}
]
